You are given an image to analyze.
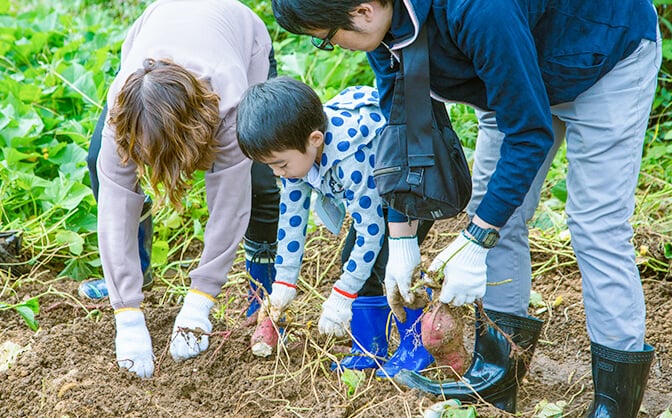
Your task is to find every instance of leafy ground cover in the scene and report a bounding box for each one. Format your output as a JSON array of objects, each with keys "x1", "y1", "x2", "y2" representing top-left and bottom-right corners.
[{"x1": 1, "y1": 0, "x2": 672, "y2": 417}]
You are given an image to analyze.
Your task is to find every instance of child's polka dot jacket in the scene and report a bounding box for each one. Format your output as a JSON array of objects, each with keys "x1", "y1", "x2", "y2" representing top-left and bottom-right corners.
[{"x1": 275, "y1": 86, "x2": 387, "y2": 295}]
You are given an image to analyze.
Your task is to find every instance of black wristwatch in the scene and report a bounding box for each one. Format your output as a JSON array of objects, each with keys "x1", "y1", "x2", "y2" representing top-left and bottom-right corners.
[{"x1": 465, "y1": 221, "x2": 500, "y2": 249}]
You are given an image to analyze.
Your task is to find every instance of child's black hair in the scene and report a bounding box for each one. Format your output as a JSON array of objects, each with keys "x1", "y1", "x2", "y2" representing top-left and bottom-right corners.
[{"x1": 237, "y1": 76, "x2": 327, "y2": 162}]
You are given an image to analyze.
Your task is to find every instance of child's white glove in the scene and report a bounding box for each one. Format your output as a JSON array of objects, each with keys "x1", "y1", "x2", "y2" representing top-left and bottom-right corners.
[
  {"x1": 115, "y1": 309, "x2": 154, "y2": 378},
  {"x1": 170, "y1": 290, "x2": 214, "y2": 361},
  {"x1": 429, "y1": 232, "x2": 488, "y2": 306},
  {"x1": 318, "y1": 288, "x2": 356, "y2": 337},
  {"x1": 384, "y1": 236, "x2": 421, "y2": 316},
  {"x1": 258, "y1": 281, "x2": 297, "y2": 323}
]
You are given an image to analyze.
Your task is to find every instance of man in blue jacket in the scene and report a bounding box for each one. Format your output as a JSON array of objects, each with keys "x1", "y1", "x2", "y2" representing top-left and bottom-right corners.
[{"x1": 271, "y1": 0, "x2": 662, "y2": 415}]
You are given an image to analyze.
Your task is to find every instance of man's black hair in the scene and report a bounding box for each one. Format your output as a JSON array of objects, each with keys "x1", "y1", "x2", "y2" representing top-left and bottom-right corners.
[
  {"x1": 272, "y1": 0, "x2": 392, "y2": 34},
  {"x1": 236, "y1": 76, "x2": 328, "y2": 162}
]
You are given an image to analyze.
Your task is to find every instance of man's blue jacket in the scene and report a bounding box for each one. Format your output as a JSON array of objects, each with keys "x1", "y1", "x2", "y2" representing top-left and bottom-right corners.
[{"x1": 368, "y1": 0, "x2": 658, "y2": 226}]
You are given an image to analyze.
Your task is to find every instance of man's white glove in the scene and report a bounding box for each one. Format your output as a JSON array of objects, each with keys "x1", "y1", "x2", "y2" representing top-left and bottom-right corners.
[
  {"x1": 170, "y1": 290, "x2": 214, "y2": 361},
  {"x1": 384, "y1": 236, "x2": 421, "y2": 322},
  {"x1": 258, "y1": 281, "x2": 297, "y2": 324},
  {"x1": 429, "y1": 232, "x2": 489, "y2": 306},
  {"x1": 115, "y1": 309, "x2": 154, "y2": 378},
  {"x1": 318, "y1": 288, "x2": 356, "y2": 337}
]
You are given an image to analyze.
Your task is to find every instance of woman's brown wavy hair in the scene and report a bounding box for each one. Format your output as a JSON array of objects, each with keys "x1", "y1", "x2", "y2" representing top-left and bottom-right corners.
[{"x1": 111, "y1": 58, "x2": 220, "y2": 210}]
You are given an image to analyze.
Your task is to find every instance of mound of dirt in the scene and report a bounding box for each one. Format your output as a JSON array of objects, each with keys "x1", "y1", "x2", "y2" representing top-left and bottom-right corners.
[{"x1": 1, "y1": 218, "x2": 670, "y2": 417}]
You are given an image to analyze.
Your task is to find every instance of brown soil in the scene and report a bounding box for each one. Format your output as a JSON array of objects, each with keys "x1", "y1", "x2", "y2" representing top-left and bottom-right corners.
[{"x1": 1, "y1": 216, "x2": 671, "y2": 417}]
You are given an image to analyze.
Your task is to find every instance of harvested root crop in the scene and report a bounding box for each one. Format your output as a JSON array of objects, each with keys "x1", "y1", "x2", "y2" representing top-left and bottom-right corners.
[
  {"x1": 250, "y1": 317, "x2": 279, "y2": 357},
  {"x1": 421, "y1": 303, "x2": 469, "y2": 375}
]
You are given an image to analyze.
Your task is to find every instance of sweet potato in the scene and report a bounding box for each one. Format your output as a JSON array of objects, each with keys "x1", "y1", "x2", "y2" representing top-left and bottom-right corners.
[
  {"x1": 250, "y1": 317, "x2": 279, "y2": 357},
  {"x1": 421, "y1": 303, "x2": 469, "y2": 375}
]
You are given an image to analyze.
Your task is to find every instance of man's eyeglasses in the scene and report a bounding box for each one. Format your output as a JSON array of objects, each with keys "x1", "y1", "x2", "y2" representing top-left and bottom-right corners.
[{"x1": 311, "y1": 28, "x2": 339, "y2": 51}]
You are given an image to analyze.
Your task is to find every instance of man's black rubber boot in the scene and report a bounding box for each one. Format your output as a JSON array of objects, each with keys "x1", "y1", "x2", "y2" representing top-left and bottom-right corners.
[
  {"x1": 395, "y1": 308, "x2": 543, "y2": 413},
  {"x1": 584, "y1": 342, "x2": 654, "y2": 418}
]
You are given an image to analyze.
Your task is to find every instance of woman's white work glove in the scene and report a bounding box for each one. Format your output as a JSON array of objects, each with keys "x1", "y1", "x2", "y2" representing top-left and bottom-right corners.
[
  {"x1": 318, "y1": 288, "x2": 356, "y2": 337},
  {"x1": 257, "y1": 281, "x2": 297, "y2": 324},
  {"x1": 384, "y1": 236, "x2": 422, "y2": 322},
  {"x1": 170, "y1": 290, "x2": 215, "y2": 361},
  {"x1": 429, "y1": 232, "x2": 489, "y2": 306},
  {"x1": 114, "y1": 308, "x2": 154, "y2": 378}
]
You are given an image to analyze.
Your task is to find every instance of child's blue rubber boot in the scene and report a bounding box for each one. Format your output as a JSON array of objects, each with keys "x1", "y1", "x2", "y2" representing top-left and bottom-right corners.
[
  {"x1": 375, "y1": 306, "x2": 434, "y2": 378},
  {"x1": 244, "y1": 237, "x2": 276, "y2": 318},
  {"x1": 332, "y1": 295, "x2": 390, "y2": 371}
]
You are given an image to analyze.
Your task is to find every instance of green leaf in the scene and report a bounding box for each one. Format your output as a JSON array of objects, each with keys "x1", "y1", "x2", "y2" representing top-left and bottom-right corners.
[
  {"x1": 41, "y1": 175, "x2": 92, "y2": 210},
  {"x1": 15, "y1": 303, "x2": 39, "y2": 331},
  {"x1": 341, "y1": 368, "x2": 365, "y2": 397},
  {"x1": 67, "y1": 208, "x2": 97, "y2": 233},
  {"x1": 529, "y1": 290, "x2": 545, "y2": 308},
  {"x1": 49, "y1": 142, "x2": 88, "y2": 165},
  {"x1": 662, "y1": 38, "x2": 672, "y2": 62},
  {"x1": 192, "y1": 219, "x2": 204, "y2": 241},
  {"x1": 0, "y1": 98, "x2": 45, "y2": 145},
  {"x1": 550, "y1": 179, "x2": 567, "y2": 203},
  {"x1": 2, "y1": 147, "x2": 39, "y2": 165},
  {"x1": 663, "y1": 242, "x2": 672, "y2": 259},
  {"x1": 53, "y1": 119, "x2": 89, "y2": 145},
  {"x1": 59, "y1": 257, "x2": 95, "y2": 282},
  {"x1": 56, "y1": 230, "x2": 84, "y2": 255},
  {"x1": 0, "y1": 77, "x2": 43, "y2": 103},
  {"x1": 58, "y1": 62, "x2": 99, "y2": 103},
  {"x1": 22, "y1": 297, "x2": 40, "y2": 314},
  {"x1": 164, "y1": 211, "x2": 182, "y2": 230},
  {"x1": 530, "y1": 211, "x2": 561, "y2": 231},
  {"x1": 278, "y1": 52, "x2": 310, "y2": 80},
  {"x1": 423, "y1": 402, "x2": 477, "y2": 418},
  {"x1": 152, "y1": 240, "x2": 170, "y2": 266},
  {"x1": 647, "y1": 144, "x2": 671, "y2": 160},
  {"x1": 534, "y1": 399, "x2": 567, "y2": 418},
  {"x1": 452, "y1": 407, "x2": 477, "y2": 418}
]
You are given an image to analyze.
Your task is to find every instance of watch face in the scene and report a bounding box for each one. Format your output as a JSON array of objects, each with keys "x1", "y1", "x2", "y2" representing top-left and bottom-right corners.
[
  {"x1": 482, "y1": 231, "x2": 499, "y2": 248},
  {"x1": 467, "y1": 222, "x2": 499, "y2": 248}
]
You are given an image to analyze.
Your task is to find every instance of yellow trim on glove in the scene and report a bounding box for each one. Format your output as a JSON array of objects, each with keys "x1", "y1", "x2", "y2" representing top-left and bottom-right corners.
[
  {"x1": 189, "y1": 289, "x2": 217, "y2": 303},
  {"x1": 114, "y1": 307, "x2": 142, "y2": 315}
]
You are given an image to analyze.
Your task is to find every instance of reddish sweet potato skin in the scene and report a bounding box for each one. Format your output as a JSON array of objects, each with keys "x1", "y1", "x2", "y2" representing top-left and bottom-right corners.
[
  {"x1": 421, "y1": 304, "x2": 469, "y2": 375},
  {"x1": 250, "y1": 317, "x2": 279, "y2": 357}
]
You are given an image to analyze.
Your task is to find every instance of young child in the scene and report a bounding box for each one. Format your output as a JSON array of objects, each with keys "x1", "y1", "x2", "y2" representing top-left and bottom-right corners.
[{"x1": 236, "y1": 76, "x2": 434, "y2": 376}]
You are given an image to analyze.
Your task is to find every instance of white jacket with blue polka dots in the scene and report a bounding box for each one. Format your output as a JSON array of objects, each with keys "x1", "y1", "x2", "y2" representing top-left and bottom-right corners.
[{"x1": 274, "y1": 86, "x2": 387, "y2": 295}]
